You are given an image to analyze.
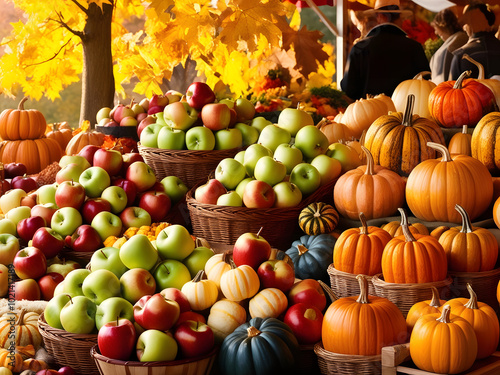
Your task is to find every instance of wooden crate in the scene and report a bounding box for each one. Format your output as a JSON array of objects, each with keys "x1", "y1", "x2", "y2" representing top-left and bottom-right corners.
[{"x1": 382, "y1": 343, "x2": 500, "y2": 375}]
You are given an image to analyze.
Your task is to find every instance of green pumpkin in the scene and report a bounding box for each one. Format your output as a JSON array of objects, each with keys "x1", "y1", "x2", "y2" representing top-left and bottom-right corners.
[
  {"x1": 219, "y1": 317, "x2": 299, "y2": 375},
  {"x1": 286, "y1": 233, "x2": 336, "y2": 282}
]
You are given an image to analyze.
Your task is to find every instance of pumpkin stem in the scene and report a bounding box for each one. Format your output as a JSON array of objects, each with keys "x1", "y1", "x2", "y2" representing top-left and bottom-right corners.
[
  {"x1": 402, "y1": 94, "x2": 415, "y2": 127},
  {"x1": 462, "y1": 54, "x2": 484, "y2": 80},
  {"x1": 222, "y1": 251, "x2": 233, "y2": 265},
  {"x1": 18, "y1": 97, "x2": 28, "y2": 111},
  {"x1": 462, "y1": 125, "x2": 468, "y2": 134},
  {"x1": 229, "y1": 257, "x2": 237, "y2": 270},
  {"x1": 436, "y1": 305, "x2": 452, "y2": 324},
  {"x1": 297, "y1": 244, "x2": 309, "y2": 256},
  {"x1": 413, "y1": 71, "x2": 431, "y2": 80},
  {"x1": 318, "y1": 279, "x2": 338, "y2": 303},
  {"x1": 15, "y1": 309, "x2": 26, "y2": 325},
  {"x1": 359, "y1": 129, "x2": 366, "y2": 147},
  {"x1": 193, "y1": 269, "x2": 206, "y2": 282},
  {"x1": 453, "y1": 70, "x2": 471, "y2": 89},
  {"x1": 455, "y1": 204, "x2": 473, "y2": 234},
  {"x1": 316, "y1": 117, "x2": 328, "y2": 129},
  {"x1": 359, "y1": 212, "x2": 369, "y2": 235},
  {"x1": 361, "y1": 146, "x2": 374, "y2": 176},
  {"x1": 355, "y1": 275, "x2": 370, "y2": 304},
  {"x1": 247, "y1": 326, "x2": 262, "y2": 338},
  {"x1": 429, "y1": 287, "x2": 443, "y2": 308},
  {"x1": 464, "y1": 283, "x2": 479, "y2": 309},
  {"x1": 427, "y1": 142, "x2": 452, "y2": 162},
  {"x1": 399, "y1": 208, "x2": 417, "y2": 242},
  {"x1": 398, "y1": 207, "x2": 409, "y2": 227}
]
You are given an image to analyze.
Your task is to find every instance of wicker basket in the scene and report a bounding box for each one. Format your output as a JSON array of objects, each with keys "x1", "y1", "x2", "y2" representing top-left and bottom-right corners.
[
  {"x1": 314, "y1": 342, "x2": 381, "y2": 375},
  {"x1": 38, "y1": 313, "x2": 99, "y2": 375},
  {"x1": 327, "y1": 264, "x2": 376, "y2": 298},
  {"x1": 298, "y1": 344, "x2": 321, "y2": 375},
  {"x1": 448, "y1": 267, "x2": 500, "y2": 311},
  {"x1": 91, "y1": 345, "x2": 217, "y2": 375},
  {"x1": 59, "y1": 249, "x2": 94, "y2": 268},
  {"x1": 186, "y1": 177, "x2": 337, "y2": 250},
  {"x1": 138, "y1": 143, "x2": 242, "y2": 189},
  {"x1": 371, "y1": 274, "x2": 453, "y2": 318}
]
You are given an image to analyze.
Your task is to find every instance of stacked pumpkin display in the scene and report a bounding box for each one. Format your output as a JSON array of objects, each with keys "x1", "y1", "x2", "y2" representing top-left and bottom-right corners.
[{"x1": 0, "y1": 97, "x2": 64, "y2": 175}]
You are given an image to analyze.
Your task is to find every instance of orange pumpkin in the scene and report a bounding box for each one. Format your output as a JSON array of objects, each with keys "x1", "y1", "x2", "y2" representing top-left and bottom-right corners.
[
  {"x1": 406, "y1": 142, "x2": 493, "y2": 223},
  {"x1": 406, "y1": 286, "x2": 445, "y2": 332},
  {"x1": 46, "y1": 123, "x2": 73, "y2": 150},
  {"x1": 381, "y1": 212, "x2": 448, "y2": 283},
  {"x1": 428, "y1": 70, "x2": 496, "y2": 128},
  {"x1": 391, "y1": 71, "x2": 436, "y2": 118},
  {"x1": 448, "y1": 125, "x2": 472, "y2": 156},
  {"x1": 65, "y1": 128, "x2": 105, "y2": 155},
  {"x1": 341, "y1": 95, "x2": 389, "y2": 138},
  {"x1": 373, "y1": 94, "x2": 396, "y2": 113},
  {"x1": 380, "y1": 207, "x2": 429, "y2": 237},
  {"x1": 471, "y1": 111, "x2": 500, "y2": 176},
  {"x1": 333, "y1": 212, "x2": 392, "y2": 276},
  {"x1": 316, "y1": 118, "x2": 353, "y2": 144},
  {"x1": 322, "y1": 275, "x2": 407, "y2": 355},
  {"x1": 333, "y1": 145, "x2": 406, "y2": 220},
  {"x1": 0, "y1": 97, "x2": 47, "y2": 141},
  {"x1": 444, "y1": 283, "x2": 499, "y2": 359}
]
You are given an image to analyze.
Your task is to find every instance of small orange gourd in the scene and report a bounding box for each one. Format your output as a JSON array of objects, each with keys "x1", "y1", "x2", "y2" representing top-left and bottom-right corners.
[
  {"x1": 448, "y1": 125, "x2": 472, "y2": 156},
  {"x1": 380, "y1": 207, "x2": 429, "y2": 237},
  {"x1": 406, "y1": 287, "x2": 445, "y2": 331}
]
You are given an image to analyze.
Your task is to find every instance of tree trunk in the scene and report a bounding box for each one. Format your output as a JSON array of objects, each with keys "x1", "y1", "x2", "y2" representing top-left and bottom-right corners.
[{"x1": 79, "y1": 2, "x2": 115, "y2": 128}]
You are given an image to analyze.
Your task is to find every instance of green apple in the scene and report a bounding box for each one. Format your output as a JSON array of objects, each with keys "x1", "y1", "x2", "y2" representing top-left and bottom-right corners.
[
  {"x1": 136, "y1": 329, "x2": 178, "y2": 362},
  {"x1": 214, "y1": 128, "x2": 243, "y2": 150},
  {"x1": 46, "y1": 257, "x2": 80, "y2": 278},
  {"x1": 234, "y1": 150, "x2": 245, "y2": 165},
  {"x1": 0, "y1": 188, "x2": 27, "y2": 215},
  {"x1": 273, "y1": 143, "x2": 303, "y2": 174},
  {"x1": 51, "y1": 207, "x2": 82, "y2": 237},
  {"x1": 90, "y1": 247, "x2": 128, "y2": 279},
  {"x1": 4, "y1": 206, "x2": 30, "y2": 232},
  {"x1": 183, "y1": 246, "x2": 215, "y2": 278},
  {"x1": 119, "y1": 234, "x2": 159, "y2": 271},
  {"x1": 273, "y1": 181, "x2": 303, "y2": 208},
  {"x1": 257, "y1": 124, "x2": 291, "y2": 153},
  {"x1": 157, "y1": 126, "x2": 186, "y2": 150},
  {"x1": 91, "y1": 211, "x2": 123, "y2": 242},
  {"x1": 216, "y1": 191, "x2": 243, "y2": 207},
  {"x1": 250, "y1": 116, "x2": 272, "y2": 133},
  {"x1": 152, "y1": 259, "x2": 192, "y2": 291},
  {"x1": 243, "y1": 143, "x2": 273, "y2": 177},
  {"x1": 289, "y1": 163, "x2": 322, "y2": 195},
  {"x1": 53, "y1": 280, "x2": 66, "y2": 296},
  {"x1": 235, "y1": 177, "x2": 255, "y2": 198},
  {"x1": 310, "y1": 154, "x2": 342, "y2": 186},
  {"x1": 0, "y1": 264, "x2": 7, "y2": 298},
  {"x1": 82, "y1": 269, "x2": 121, "y2": 304},
  {"x1": 95, "y1": 296, "x2": 134, "y2": 330},
  {"x1": 96, "y1": 107, "x2": 112, "y2": 123},
  {"x1": 156, "y1": 224, "x2": 195, "y2": 261},
  {"x1": 0, "y1": 233, "x2": 20, "y2": 265},
  {"x1": 36, "y1": 183, "x2": 57, "y2": 205},
  {"x1": 0, "y1": 219, "x2": 16, "y2": 237},
  {"x1": 140, "y1": 123, "x2": 165, "y2": 148},
  {"x1": 160, "y1": 176, "x2": 189, "y2": 205},
  {"x1": 234, "y1": 97, "x2": 256, "y2": 123},
  {"x1": 64, "y1": 268, "x2": 91, "y2": 297},
  {"x1": 56, "y1": 162, "x2": 85, "y2": 184},
  {"x1": 215, "y1": 158, "x2": 247, "y2": 190},
  {"x1": 234, "y1": 122, "x2": 259, "y2": 147},
  {"x1": 79, "y1": 166, "x2": 111, "y2": 198},
  {"x1": 59, "y1": 155, "x2": 91, "y2": 170},
  {"x1": 154, "y1": 111, "x2": 167, "y2": 126},
  {"x1": 294, "y1": 125, "x2": 330, "y2": 162},
  {"x1": 101, "y1": 185, "x2": 128, "y2": 214},
  {"x1": 60, "y1": 295, "x2": 97, "y2": 334},
  {"x1": 326, "y1": 142, "x2": 363, "y2": 173},
  {"x1": 163, "y1": 101, "x2": 199, "y2": 131},
  {"x1": 253, "y1": 156, "x2": 287, "y2": 186},
  {"x1": 277, "y1": 107, "x2": 314, "y2": 136},
  {"x1": 44, "y1": 293, "x2": 72, "y2": 329},
  {"x1": 185, "y1": 126, "x2": 216, "y2": 150}
]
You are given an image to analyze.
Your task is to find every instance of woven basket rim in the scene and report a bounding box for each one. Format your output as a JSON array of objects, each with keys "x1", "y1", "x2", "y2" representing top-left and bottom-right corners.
[
  {"x1": 38, "y1": 312, "x2": 98, "y2": 341},
  {"x1": 448, "y1": 267, "x2": 500, "y2": 278},
  {"x1": 313, "y1": 342, "x2": 381, "y2": 362},
  {"x1": 371, "y1": 274, "x2": 453, "y2": 289},
  {"x1": 91, "y1": 344, "x2": 217, "y2": 367},
  {"x1": 327, "y1": 264, "x2": 374, "y2": 280},
  {"x1": 138, "y1": 143, "x2": 244, "y2": 157}
]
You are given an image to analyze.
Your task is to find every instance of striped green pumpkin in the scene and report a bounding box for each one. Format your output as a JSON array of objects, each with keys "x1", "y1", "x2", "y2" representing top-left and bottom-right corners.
[{"x1": 299, "y1": 202, "x2": 339, "y2": 235}]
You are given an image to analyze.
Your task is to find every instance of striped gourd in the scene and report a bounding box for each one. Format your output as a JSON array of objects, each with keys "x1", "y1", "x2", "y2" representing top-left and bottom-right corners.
[{"x1": 299, "y1": 202, "x2": 339, "y2": 235}]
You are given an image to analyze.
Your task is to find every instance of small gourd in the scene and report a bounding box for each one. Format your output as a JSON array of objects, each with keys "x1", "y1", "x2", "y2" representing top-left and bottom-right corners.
[{"x1": 298, "y1": 202, "x2": 339, "y2": 236}]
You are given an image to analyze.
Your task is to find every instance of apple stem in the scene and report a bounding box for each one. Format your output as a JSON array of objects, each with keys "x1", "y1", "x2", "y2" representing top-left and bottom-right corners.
[
  {"x1": 163, "y1": 263, "x2": 171, "y2": 275},
  {"x1": 116, "y1": 316, "x2": 120, "y2": 326},
  {"x1": 256, "y1": 227, "x2": 264, "y2": 238},
  {"x1": 100, "y1": 250, "x2": 108, "y2": 259},
  {"x1": 67, "y1": 294, "x2": 73, "y2": 304}
]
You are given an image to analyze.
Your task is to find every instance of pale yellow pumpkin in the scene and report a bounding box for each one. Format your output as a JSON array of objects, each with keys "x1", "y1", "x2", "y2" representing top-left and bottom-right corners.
[
  {"x1": 220, "y1": 263, "x2": 260, "y2": 302},
  {"x1": 181, "y1": 270, "x2": 219, "y2": 311},
  {"x1": 391, "y1": 72, "x2": 436, "y2": 118},
  {"x1": 0, "y1": 310, "x2": 42, "y2": 350},
  {"x1": 249, "y1": 288, "x2": 288, "y2": 319},
  {"x1": 204, "y1": 251, "x2": 232, "y2": 288},
  {"x1": 207, "y1": 299, "x2": 247, "y2": 343},
  {"x1": 341, "y1": 96, "x2": 389, "y2": 138}
]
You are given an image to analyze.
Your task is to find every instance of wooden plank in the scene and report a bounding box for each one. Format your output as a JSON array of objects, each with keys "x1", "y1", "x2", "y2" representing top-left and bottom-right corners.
[{"x1": 381, "y1": 343, "x2": 411, "y2": 367}]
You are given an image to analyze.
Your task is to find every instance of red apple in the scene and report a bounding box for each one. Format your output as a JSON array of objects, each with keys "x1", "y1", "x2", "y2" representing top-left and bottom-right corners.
[
  {"x1": 31, "y1": 226, "x2": 65, "y2": 259},
  {"x1": 65, "y1": 224, "x2": 103, "y2": 252},
  {"x1": 13, "y1": 247, "x2": 47, "y2": 280},
  {"x1": 55, "y1": 180, "x2": 86, "y2": 210},
  {"x1": 174, "y1": 311, "x2": 207, "y2": 329},
  {"x1": 81, "y1": 198, "x2": 112, "y2": 224},
  {"x1": 93, "y1": 148, "x2": 123, "y2": 177},
  {"x1": 14, "y1": 278, "x2": 41, "y2": 301},
  {"x1": 35, "y1": 370, "x2": 59, "y2": 375},
  {"x1": 288, "y1": 279, "x2": 327, "y2": 312},
  {"x1": 120, "y1": 153, "x2": 144, "y2": 177},
  {"x1": 242, "y1": 180, "x2": 276, "y2": 208},
  {"x1": 257, "y1": 259, "x2": 295, "y2": 293},
  {"x1": 112, "y1": 178, "x2": 138, "y2": 207},
  {"x1": 31, "y1": 203, "x2": 58, "y2": 225},
  {"x1": 57, "y1": 367, "x2": 76, "y2": 375},
  {"x1": 138, "y1": 190, "x2": 171, "y2": 222},
  {"x1": 38, "y1": 272, "x2": 64, "y2": 300},
  {"x1": 201, "y1": 103, "x2": 232, "y2": 131},
  {"x1": 111, "y1": 103, "x2": 135, "y2": 123},
  {"x1": 125, "y1": 161, "x2": 156, "y2": 192},
  {"x1": 0, "y1": 179, "x2": 11, "y2": 196},
  {"x1": 4, "y1": 162, "x2": 27, "y2": 179},
  {"x1": 186, "y1": 82, "x2": 216, "y2": 110},
  {"x1": 283, "y1": 302, "x2": 323, "y2": 345},
  {"x1": 194, "y1": 178, "x2": 227, "y2": 205},
  {"x1": 174, "y1": 320, "x2": 215, "y2": 358},
  {"x1": 160, "y1": 287, "x2": 191, "y2": 313},
  {"x1": 78, "y1": 145, "x2": 102, "y2": 166},
  {"x1": 11, "y1": 174, "x2": 38, "y2": 193},
  {"x1": 17, "y1": 216, "x2": 47, "y2": 243},
  {"x1": 98, "y1": 318, "x2": 137, "y2": 361},
  {"x1": 137, "y1": 115, "x2": 157, "y2": 138},
  {"x1": 133, "y1": 293, "x2": 180, "y2": 331},
  {"x1": 232, "y1": 228, "x2": 272, "y2": 270}
]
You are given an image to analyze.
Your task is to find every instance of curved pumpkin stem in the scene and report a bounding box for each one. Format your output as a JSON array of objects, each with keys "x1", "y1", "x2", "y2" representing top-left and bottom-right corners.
[
  {"x1": 413, "y1": 71, "x2": 431, "y2": 80},
  {"x1": 462, "y1": 125, "x2": 468, "y2": 134},
  {"x1": 427, "y1": 142, "x2": 452, "y2": 162},
  {"x1": 399, "y1": 208, "x2": 417, "y2": 242},
  {"x1": 359, "y1": 212, "x2": 369, "y2": 235},
  {"x1": 247, "y1": 326, "x2": 262, "y2": 338},
  {"x1": 399, "y1": 207, "x2": 409, "y2": 227},
  {"x1": 192, "y1": 269, "x2": 206, "y2": 282},
  {"x1": 464, "y1": 283, "x2": 479, "y2": 310},
  {"x1": 402, "y1": 94, "x2": 415, "y2": 127},
  {"x1": 463, "y1": 54, "x2": 485, "y2": 80},
  {"x1": 429, "y1": 287, "x2": 443, "y2": 308},
  {"x1": 361, "y1": 145, "x2": 374, "y2": 176},
  {"x1": 297, "y1": 244, "x2": 309, "y2": 256},
  {"x1": 437, "y1": 305, "x2": 452, "y2": 324},
  {"x1": 356, "y1": 275, "x2": 370, "y2": 304},
  {"x1": 15, "y1": 309, "x2": 26, "y2": 325},
  {"x1": 18, "y1": 97, "x2": 28, "y2": 111},
  {"x1": 453, "y1": 70, "x2": 472, "y2": 89},
  {"x1": 455, "y1": 204, "x2": 473, "y2": 234}
]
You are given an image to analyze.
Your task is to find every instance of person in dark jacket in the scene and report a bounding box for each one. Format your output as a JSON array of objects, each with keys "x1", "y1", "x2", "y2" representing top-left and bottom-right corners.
[
  {"x1": 450, "y1": 1, "x2": 500, "y2": 80},
  {"x1": 340, "y1": 0, "x2": 430, "y2": 101}
]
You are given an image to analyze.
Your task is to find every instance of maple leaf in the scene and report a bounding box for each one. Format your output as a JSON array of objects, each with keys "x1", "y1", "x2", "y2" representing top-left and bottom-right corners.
[
  {"x1": 147, "y1": 0, "x2": 175, "y2": 22},
  {"x1": 282, "y1": 25, "x2": 329, "y2": 77}
]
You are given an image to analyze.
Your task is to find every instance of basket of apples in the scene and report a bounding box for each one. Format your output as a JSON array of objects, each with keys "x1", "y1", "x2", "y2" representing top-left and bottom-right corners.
[{"x1": 136, "y1": 82, "x2": 258, "y2": 189}]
